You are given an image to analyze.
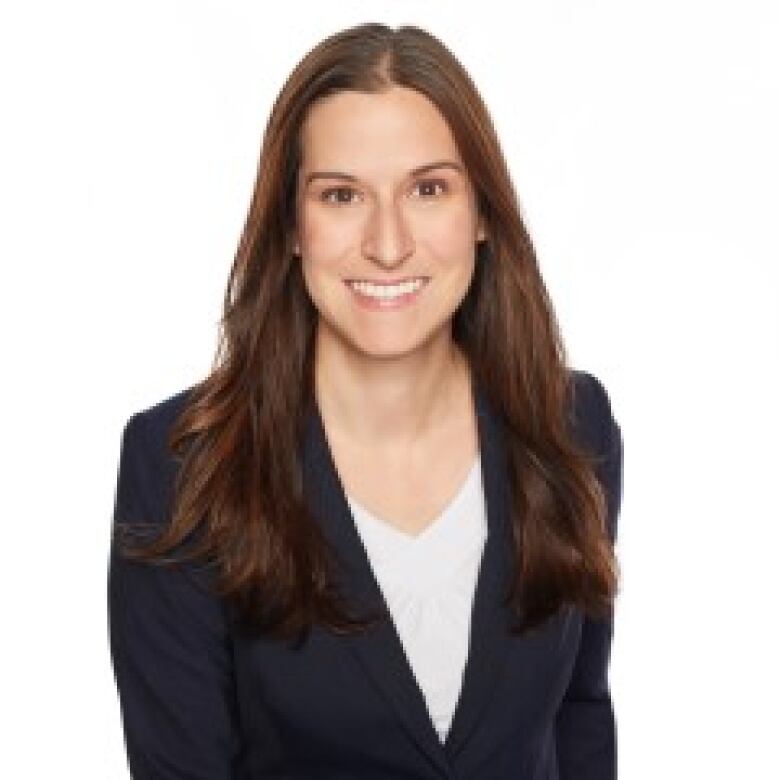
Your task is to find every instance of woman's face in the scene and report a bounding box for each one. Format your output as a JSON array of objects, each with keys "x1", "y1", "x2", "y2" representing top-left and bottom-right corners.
[{"x1": 294, "y1": 85, "x2": 486, "y2": 360}]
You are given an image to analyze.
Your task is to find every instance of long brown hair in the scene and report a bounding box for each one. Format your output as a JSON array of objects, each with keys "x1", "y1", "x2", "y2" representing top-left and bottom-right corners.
[{"x1": 114, "y1": 22, "x2": 619, "y2": 642}]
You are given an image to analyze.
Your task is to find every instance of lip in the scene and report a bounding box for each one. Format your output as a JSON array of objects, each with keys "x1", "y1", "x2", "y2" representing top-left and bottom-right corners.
[{"x1": 344, "y1": 276, "x2": 430, "y2": 285}]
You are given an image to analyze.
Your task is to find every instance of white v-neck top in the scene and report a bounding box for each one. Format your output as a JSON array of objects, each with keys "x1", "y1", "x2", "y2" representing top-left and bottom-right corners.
[{"x1": 345, "y1": 454, "x2": 488, "y2": 744}]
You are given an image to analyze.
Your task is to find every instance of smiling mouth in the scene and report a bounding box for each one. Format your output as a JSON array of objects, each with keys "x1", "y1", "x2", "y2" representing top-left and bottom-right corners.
[
  {"x1": 344, "y1": 276, "x2": 430, "y2": 306},
  {"x1": 345, "y1": 277, "x2": 429, "y2": 298},
  {"x1": 344, "y1": 276, "x2": 430, "y2": 285}
]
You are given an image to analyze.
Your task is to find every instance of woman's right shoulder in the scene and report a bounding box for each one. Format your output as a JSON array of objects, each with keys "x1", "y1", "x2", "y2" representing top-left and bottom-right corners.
[
  {"x1": 114, "y1": 383, "x2": 198, "y2": 529},
  {"x1": 124, "y1": 383, "x2": 197, "y2": 445}
]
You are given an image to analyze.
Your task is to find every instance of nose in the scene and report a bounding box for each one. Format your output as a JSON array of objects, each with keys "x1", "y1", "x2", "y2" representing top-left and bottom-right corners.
[{"x1": 362, "y1": 199, "x2": 414, "y2": 271}]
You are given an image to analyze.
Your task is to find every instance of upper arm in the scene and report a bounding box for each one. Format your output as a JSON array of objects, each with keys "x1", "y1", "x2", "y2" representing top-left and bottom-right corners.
[
  {"x1": 108, "y1": 412, "x2": 243, "y2": 779},
  {"x1": 555, "y1": 371, "x2": 623, "y2": 778}
]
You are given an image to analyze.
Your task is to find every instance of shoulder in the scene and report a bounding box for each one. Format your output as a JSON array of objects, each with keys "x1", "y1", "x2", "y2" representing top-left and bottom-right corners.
[
  {"x1": 568, "y1": 369, "x2": 621, "y2": 463},
  {"x1": 125, "y1": 384, "x2": 196, "y2": 446},
  {"x1": 568, "y1": 369, "x2": 623, "y2": 542},
  {"x1": 114, "y1": 384, "x2": 198, "y2": 528}
]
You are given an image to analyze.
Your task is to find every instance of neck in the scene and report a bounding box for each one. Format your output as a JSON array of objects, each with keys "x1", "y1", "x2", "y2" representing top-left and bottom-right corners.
[{"x1": 313, "y1": 325, "x2": 471, "y2": 454}]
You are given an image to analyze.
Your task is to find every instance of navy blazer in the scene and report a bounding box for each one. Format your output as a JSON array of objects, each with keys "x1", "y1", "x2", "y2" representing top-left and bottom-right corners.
[{"x1": 108, "y1": 369, "x2": 623, "y2": 779}]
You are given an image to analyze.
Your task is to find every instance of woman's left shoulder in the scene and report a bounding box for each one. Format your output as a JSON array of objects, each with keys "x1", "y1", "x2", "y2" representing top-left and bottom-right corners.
[
  {"x1": 568, "y1": 369, "x2": 621, "y2": 455},
  {"x1": 568, "y1": 368, "x2": 623, "y2": 543}
]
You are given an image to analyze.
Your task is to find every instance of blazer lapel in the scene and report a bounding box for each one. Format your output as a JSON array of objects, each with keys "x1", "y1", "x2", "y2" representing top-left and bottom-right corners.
[
  {"x1": 442, "y1": 382, "x2": 514, "y2": 761},
  {"x1": 300, "y1": 376, "x2": 515, "y2": 775}
]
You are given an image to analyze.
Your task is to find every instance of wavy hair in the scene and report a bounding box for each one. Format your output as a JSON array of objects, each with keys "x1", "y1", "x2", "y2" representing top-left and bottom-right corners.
[{"x1": 115, "y1": 22, "x2": 619, "y2": 642}]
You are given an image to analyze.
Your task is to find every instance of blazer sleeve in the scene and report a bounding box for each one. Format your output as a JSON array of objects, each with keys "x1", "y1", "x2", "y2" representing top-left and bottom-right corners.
[
  {"x1": 107, "y1": 411, "x2": 243, "y2": 779},
  {"x1": 555, "y1": 373, "x2": 623, "y2": 779}
]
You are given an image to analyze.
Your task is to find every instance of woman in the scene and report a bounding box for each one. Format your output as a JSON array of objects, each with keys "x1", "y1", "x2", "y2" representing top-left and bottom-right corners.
[{"x1": 108, "y1": 22, "x2": 623, "y2": 779}]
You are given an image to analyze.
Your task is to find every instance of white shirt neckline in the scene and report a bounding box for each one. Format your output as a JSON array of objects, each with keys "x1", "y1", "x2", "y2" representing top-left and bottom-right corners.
[{"x1": 346, "y1": 454, "x2": 481, "y2": 543}]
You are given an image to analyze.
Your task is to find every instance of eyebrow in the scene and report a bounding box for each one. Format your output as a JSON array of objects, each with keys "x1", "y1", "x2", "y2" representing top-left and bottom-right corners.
[{"x1": 304, "y1": 160, "x2": 464, "y2": 186}]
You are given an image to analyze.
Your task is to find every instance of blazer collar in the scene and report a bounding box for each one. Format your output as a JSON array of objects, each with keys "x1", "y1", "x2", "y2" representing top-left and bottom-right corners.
[{"x1": 301, "y1": 376, "x2": 515, "y2": 775}]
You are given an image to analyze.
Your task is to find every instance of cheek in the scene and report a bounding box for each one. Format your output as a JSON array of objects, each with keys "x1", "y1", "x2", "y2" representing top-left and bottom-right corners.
[
  {"x1": 421, "y1": 202, "x2": 478, "y2": 261},
  {"x1": 299, "y1": 208, "x2": 353, "y2": 260}
]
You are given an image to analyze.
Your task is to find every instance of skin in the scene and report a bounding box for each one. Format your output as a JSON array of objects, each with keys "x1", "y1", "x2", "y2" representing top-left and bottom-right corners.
[{"x1": 293, "y1": 85, "x2": 487, "y2": 463}]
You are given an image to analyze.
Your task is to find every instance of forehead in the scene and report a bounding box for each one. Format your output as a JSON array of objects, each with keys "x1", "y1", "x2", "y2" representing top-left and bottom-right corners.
[{"x1": 298, "y1": 86, "x2": 462, "y2": 172}]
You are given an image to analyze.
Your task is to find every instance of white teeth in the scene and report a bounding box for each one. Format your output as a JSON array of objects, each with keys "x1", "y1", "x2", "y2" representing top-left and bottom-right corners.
[{"x1": 347, "y1": 277, "x2": 426, "y2": 299}]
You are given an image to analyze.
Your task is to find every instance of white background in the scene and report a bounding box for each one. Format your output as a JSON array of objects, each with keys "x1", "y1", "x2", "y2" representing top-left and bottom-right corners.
[{"x1": 2, "y1": 1, "x2": 778, "y2": 777}]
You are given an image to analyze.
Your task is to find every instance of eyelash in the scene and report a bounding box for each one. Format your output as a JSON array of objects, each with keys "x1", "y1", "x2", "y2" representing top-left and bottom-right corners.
[{"x1": 319, "y1": 179, "x2": 449, "y2": 205}]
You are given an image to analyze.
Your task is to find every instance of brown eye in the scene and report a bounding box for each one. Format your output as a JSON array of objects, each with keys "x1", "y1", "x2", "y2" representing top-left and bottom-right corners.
[
  {"x1": 321, "y1": 187, "x2": 358, "y2": 205},
  {"x1": 414, "y1": 179, "x2": 448, "y2": 198}
]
